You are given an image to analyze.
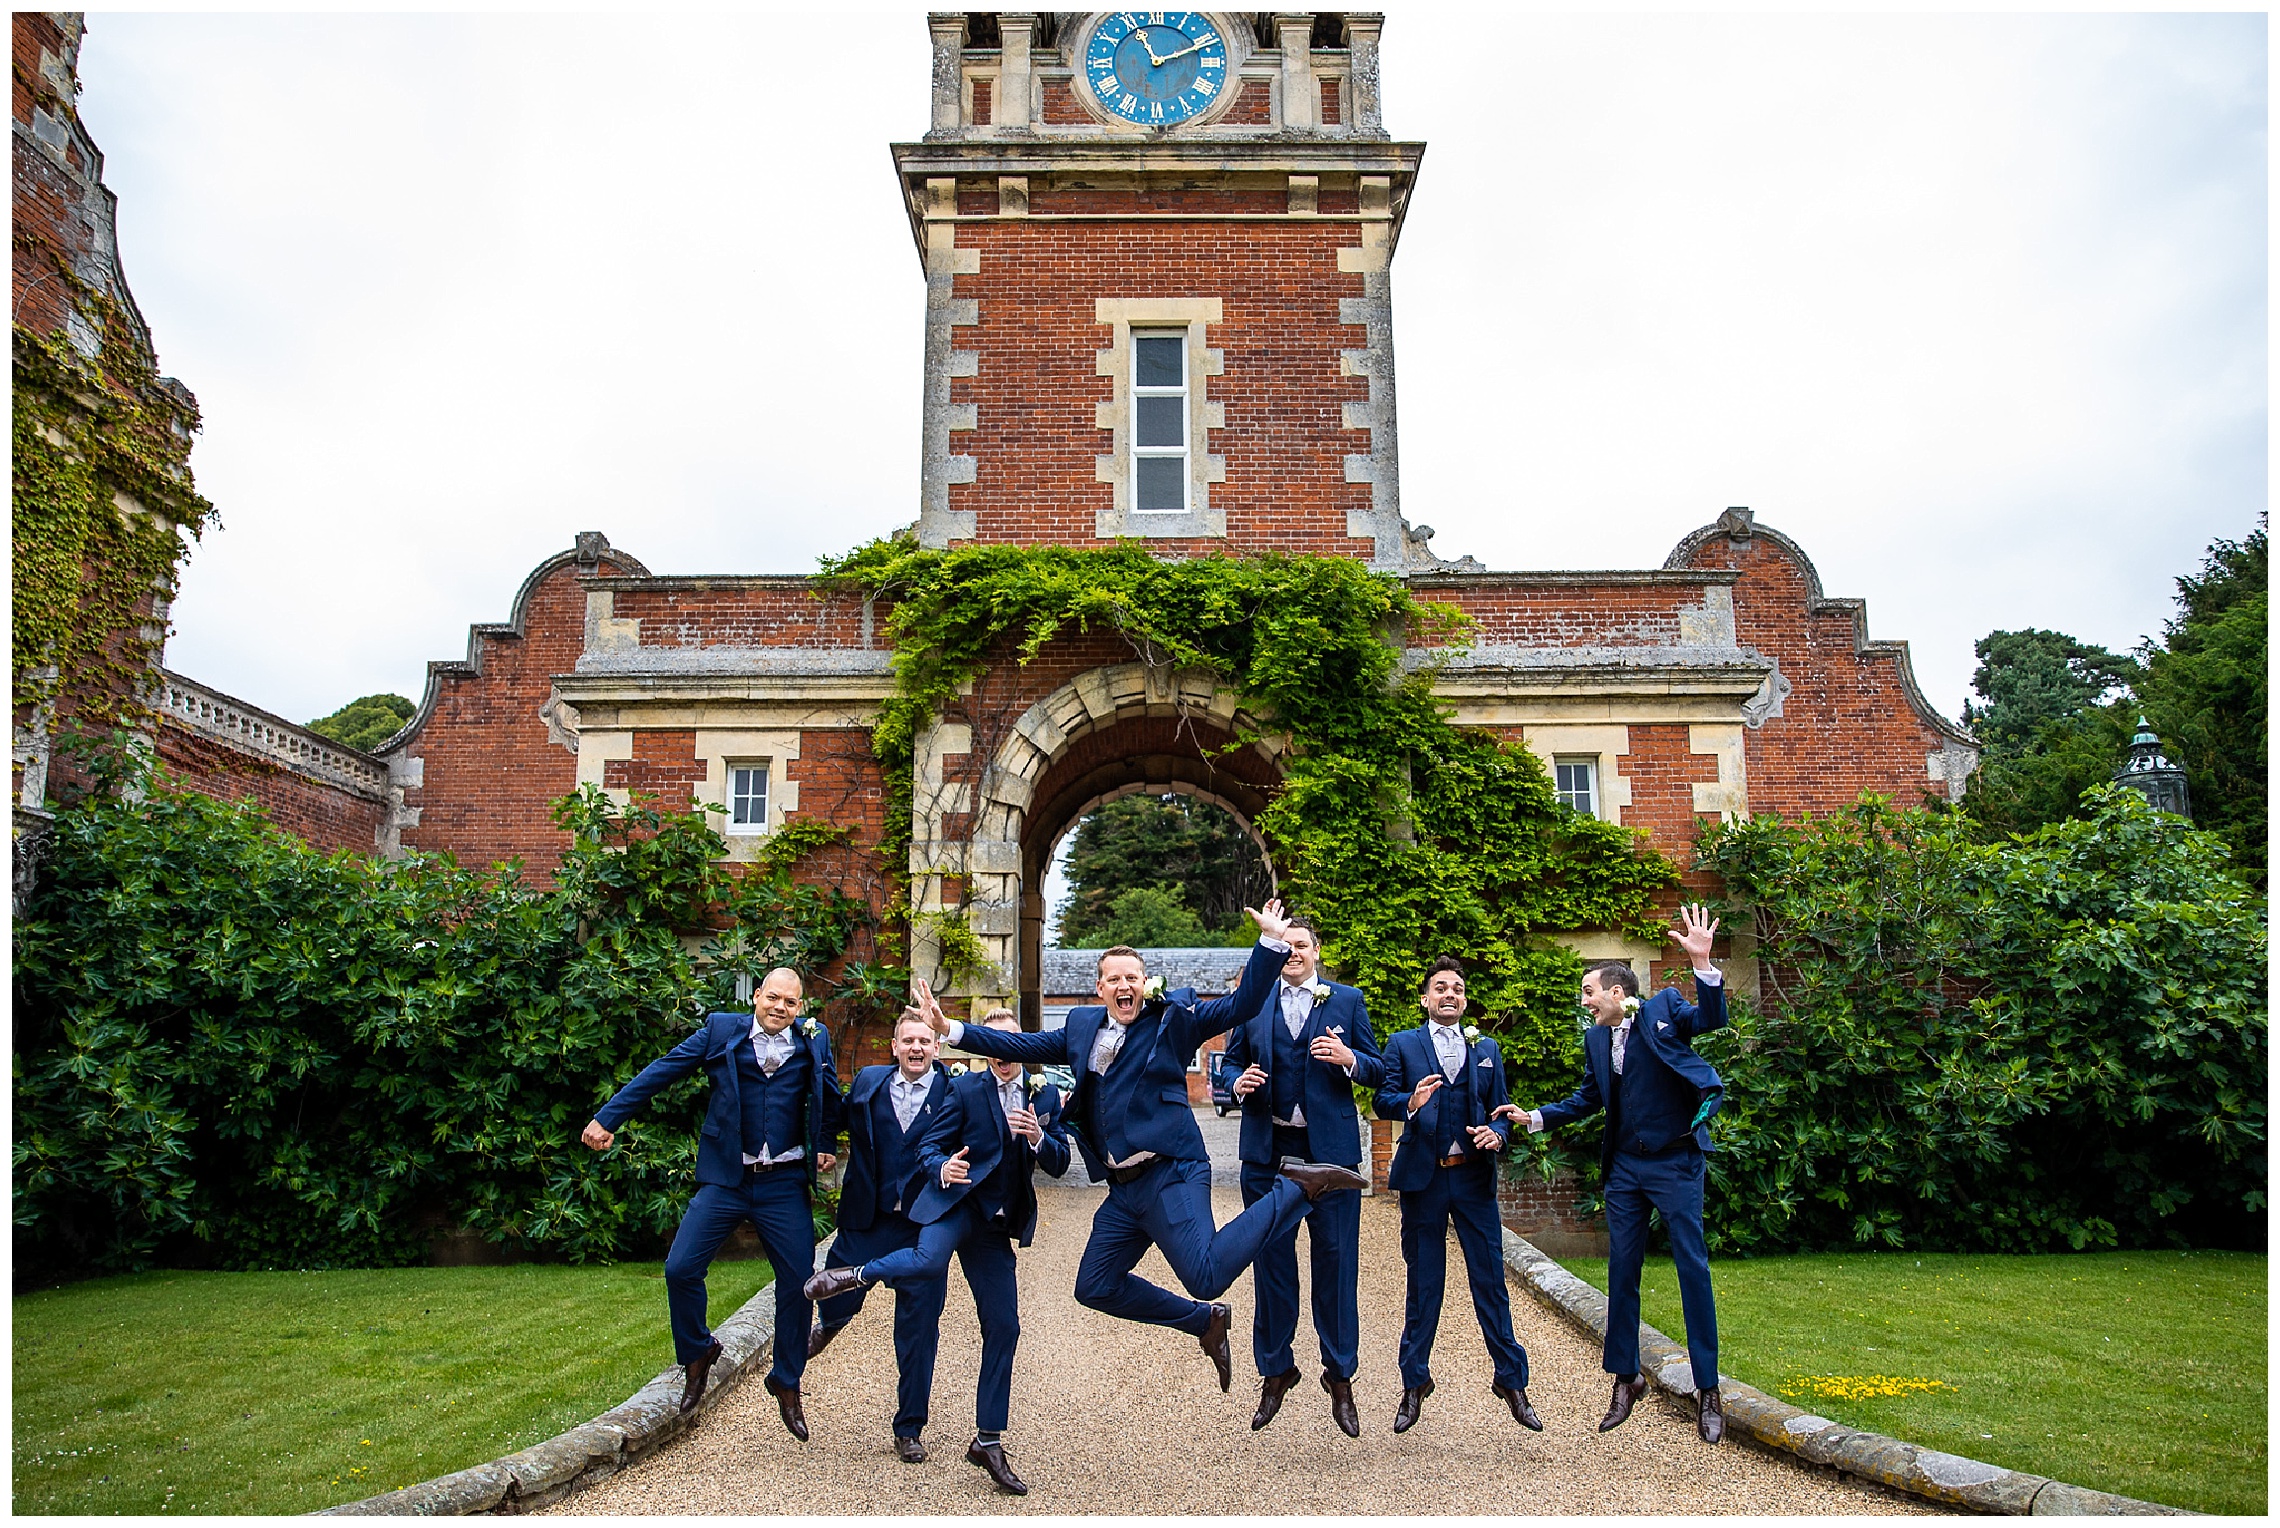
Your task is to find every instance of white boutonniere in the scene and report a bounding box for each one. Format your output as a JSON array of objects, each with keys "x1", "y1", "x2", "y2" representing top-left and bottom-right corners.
[
  {"x1": 799, "y1": 1017, "x2": 822, "y2": 1038},
  {"x1": 1143, "y1": 975, "x2": 1165, "y2": 1000},
  {"x1": 1462, "y1": 1024, "x2": 1481, "y2": 1044},
  {"x1": 1309, "y1": 981, "x2": 1332, "y2": 1005},
  {"x1": 1620, "y1": 996, "x2": 1642, "y2": 1018}
]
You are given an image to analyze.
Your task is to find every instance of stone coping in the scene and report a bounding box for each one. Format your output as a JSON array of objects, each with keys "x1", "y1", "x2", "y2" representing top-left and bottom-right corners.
[
  {"x1": 1499, "y1": 1230, "x2": 2194, "y2": 1517},
  {"x1": 317, "y1": 1239, "x2": 833, "y2": 1516}
]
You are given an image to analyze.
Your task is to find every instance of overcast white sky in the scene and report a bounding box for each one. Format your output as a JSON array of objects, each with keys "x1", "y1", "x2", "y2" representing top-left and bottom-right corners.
[{"x1": 73, "y1": 9, "x2": 2265, "y2": 730}]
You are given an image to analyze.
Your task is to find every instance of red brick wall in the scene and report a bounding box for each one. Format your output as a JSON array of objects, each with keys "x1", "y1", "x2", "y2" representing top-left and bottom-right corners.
[
  {"x1": 945, "y1": 218, "x2": 1379, "y2": 559},
  {"x1": 152, "y1": 727, "x2": 386, "y2": 856},
  {"x1": 1500, "y1": 1164, "x2": 1605, "y2": 1252},
  {"x1": 598, "y1": 581, "x2": 872, "y2": 649},
  {"x1": 602, "y1": 729, "x2": 704, "y2": 813},
  {"x1": 1422, "y1": 578, "x2": 1730, "y2": 648},
  {"x1": 393, "y1": 552, "x2": 640, "y2": 880}
]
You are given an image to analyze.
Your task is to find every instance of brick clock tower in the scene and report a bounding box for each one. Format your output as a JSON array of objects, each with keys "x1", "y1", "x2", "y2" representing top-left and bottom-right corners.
[
  {"x1": 895, "y1": 12, "x2": 1448, "y2": 571},
  {"x1": 364, "y1": 11, "x2": 1977, "y2": 1032}
]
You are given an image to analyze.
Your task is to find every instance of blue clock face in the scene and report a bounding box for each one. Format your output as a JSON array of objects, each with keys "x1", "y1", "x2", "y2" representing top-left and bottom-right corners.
[{"x1": 1083, "y1": 12, "x2": 1230, "y2": 126}]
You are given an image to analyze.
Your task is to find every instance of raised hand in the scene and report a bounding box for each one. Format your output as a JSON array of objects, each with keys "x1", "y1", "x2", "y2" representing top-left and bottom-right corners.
[
  {"x1": 1669, "y1": 902, "x2": 1720, "y2": 969},
  {"x1": 581, "y1": 1119, "x2": 614, "y2": 1151},
  {"x1": 1232, "y1": 1063, "x2": 1267, "y2": 1099},
  {"x1": 1407, "y1": 1073, "x2": 1444, "y2": 1117},
  {"x1": 1246, "y1": 896, "x2": 1292, "y2": 942},
  {"x1": 911, "y1": 979, "x2": 951, "y2": 1035},
  {"x1": 940, "y1": 1146, "x2": 972, "y2": 1186}
]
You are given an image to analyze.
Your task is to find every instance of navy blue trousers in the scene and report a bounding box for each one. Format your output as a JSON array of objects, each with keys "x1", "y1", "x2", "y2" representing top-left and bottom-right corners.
[
  {"x1": 1074, "y1": 1156, "x2": 1311, "y2": 1336},
  {"x1": 1396, "y1": 1158, "x2": 1528, "y2": 1391},
  {"x1": 855, "y1": 1201, "x2": 1024, "y2": 1433},
  {"x1": 1603, "y1": 1148, "x2": 1719, "y2": 1391},
  {"x1": 815, "y1": 1209, "x2": 948, "y2": 1438},
  {"x1": 663, "y1": 1170, "x2": 815, "y2": 1387},
  {"x1": 1239, "y1": 1141, "x2": 1361, "y2": 1380}
]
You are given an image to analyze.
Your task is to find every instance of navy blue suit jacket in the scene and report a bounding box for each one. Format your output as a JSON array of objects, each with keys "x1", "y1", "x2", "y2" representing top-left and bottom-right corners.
[
  {"x1": 948, "y1": 938, "x2": 1286, "y2": 1181},
  {"x1": 595, "y1": 1012, "x2": 842, "y2": 1190},
  {"x1": 910, "y1": 1072, "x2": 1071, "y2": 1244},
  {"x1": 835, "y1": 1062, "x2": 953, "y2": 1231},
  {"x1": 1536, "y1": 981, "x2": 1728, "y2": 1174},
  {"x1": 1372, "y1": 1024, "x2": 1512, "y2": 1193},
  {"x1": 1220, "y1": 979, "x2": 1385, "y2": 1168}
]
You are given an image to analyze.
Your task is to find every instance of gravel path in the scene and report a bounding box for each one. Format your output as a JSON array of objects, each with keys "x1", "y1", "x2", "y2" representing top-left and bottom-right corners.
[{"x1": 553, "y1": 1126, "x2": 1941, "y2": 1515}]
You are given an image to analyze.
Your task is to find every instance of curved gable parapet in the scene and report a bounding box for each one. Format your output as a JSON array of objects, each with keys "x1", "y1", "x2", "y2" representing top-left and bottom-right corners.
[
  {"x1": 372, "y1": 532, "x2": 651, "y2": 760},
  {"x1": 1666, "y1": 507, "x2": 1978, "y2": 756}
]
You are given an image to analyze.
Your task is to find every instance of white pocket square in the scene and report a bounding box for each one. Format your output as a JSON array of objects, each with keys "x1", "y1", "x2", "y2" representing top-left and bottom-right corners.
[
  {"x1": 1658, "y1": 1021, "x2": 1671, "y2": 1032},
  {"x1": 1328, "y1": 1026, "x2": 1344, "y2": 1036},
  {"x1": 1476, "y1": 1056, "x2": 1493, "y2": 1068}
]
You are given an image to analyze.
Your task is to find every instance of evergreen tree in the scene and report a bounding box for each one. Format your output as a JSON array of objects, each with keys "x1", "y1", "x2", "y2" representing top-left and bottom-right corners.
[
  {"x1": 1054, "y1": 792, "x2": 1271, "y2": 946},
  {"x1": 307, "y1": 693, "x2": 415, "y2": 753}
]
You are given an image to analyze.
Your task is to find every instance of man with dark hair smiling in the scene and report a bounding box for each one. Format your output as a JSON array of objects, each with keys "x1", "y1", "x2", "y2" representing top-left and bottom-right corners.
[
  {"x1": 913, "y1": 898, "x2": 1365, "y2": 1393},
  {"x1": 1506, "y1": 903, "x2": 1731, "y2": 1443},
  {"x1": 1374, "y1": 956, "x2": 1533, "y2": 1435}
]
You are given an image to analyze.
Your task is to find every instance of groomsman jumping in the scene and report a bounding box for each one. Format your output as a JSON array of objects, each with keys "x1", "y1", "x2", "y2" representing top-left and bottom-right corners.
[
  {"x1": 915, "y1": 899, "x2": 1364, "y2": 1391},
  {"x1": 1373, "y1": 957, "x2": 1539, "y2": 1435},
  {"x1": 1219, "y1": 916, "x2": 1382, "y2": 1436},
  {"x1": 1508, "y1": 903, "x2": 1731, "y2": 1443},
  {"x1": 807, "y1": 1008, "x2": 1071, "y2": 1494},
  {"x1": 581, "y1": 967, "x2": 841, "y2": 1430}
]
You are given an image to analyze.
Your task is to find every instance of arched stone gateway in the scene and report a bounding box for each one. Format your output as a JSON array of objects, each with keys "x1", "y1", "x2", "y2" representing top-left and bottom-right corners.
[{"x1": 910, "y1": 662, "x2": 1283, "y2": 1023}]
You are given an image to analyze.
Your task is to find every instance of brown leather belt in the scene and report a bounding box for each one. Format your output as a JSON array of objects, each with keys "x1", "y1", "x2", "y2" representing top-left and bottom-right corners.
[
  {"x1": 1105, "y1": 1159, "x2": 1158, "y2": 1186},
  {"x1": 744, "y1": 1159, "x2": 799, "y2": 1178},
  {"x1": 1437, "y1": 1151, "x2": 1470, "y2": 1168}
]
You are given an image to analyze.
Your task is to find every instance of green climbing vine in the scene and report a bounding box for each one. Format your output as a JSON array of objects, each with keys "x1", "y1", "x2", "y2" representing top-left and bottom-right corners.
[
  {"x1": 12, "y1": 295, "x2": 216, "y2": 724},
  {"x1": 817, "y1": 538, "x2": 1678, "y2": 1103}
]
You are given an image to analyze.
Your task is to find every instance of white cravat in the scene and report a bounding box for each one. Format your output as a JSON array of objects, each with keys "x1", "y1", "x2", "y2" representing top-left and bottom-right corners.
[
  {"x1": 1429, "y1": 1021, "x2": 1466, "y2": 1081},
  {"x1": 1087, "y1": 1015, "x2": 1135, "y2": 1075},
  {"x1": 890, "y1": 1071, "x2": 930, "y2": 1133},
  {"x1": 1280, "y1": 981, "x2": 1311, "y2": 1039},
  {"x1": 744, "y1": 1022, "x2": 806, "y2": 1165}
]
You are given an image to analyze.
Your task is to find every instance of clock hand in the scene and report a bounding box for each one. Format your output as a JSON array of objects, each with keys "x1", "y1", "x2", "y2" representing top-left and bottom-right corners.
[
  {"x1": 1151, "y1": 38, "x2": 1210, "y2": 64},
  {"x1": 1138, "y1": 34, "x2": 1170, "y2": 67}
]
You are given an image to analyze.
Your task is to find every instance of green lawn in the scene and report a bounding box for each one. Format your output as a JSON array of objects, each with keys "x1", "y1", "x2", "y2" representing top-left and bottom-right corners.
[
  {"x1": 1580, "y1": 1249, "x2": 2265, "y2": 1516},
  {"x1": 13, "y1": 1260, "x2": 773, "y2": 1515}
]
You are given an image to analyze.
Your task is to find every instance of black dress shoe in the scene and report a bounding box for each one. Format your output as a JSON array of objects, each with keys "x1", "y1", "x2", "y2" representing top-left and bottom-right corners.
[
  {"x1": 1492, "y1": 1381, "x2": 1544, "y2": 1431},
  {"x1": 807, "y1": 1322, "x2": 844, "y2": 1360},
  {"x1": 1251, "y1": 1367, "x2": 1302, "y2": 1430},
  {"x1": 896, "y1": 1434, "x2": 927, "y2": 1463},
  {"x1": 1322, "y1": 1371, "x2": 1360, "y2": 1438},
  {"x1": 1391, "y1": 1378, "x2": 1434, "y2": 1434},
  {"x1": 966, "y1": 1437, "x2": 1028, "y2": 1495},
  {"x1": 678, "y1": 1337, "x2": 725, "y2": 1415},
  {"x1": 1277, "y1": 1160, "x2": 1369, "y2": 1201},
  {"x1": 802, "y1": 1265, "x2": 866, "y2": 1302},
  {"x1": 1198, "y1": 1302, "x2": 1232, "y2": 1392},
  {"x1": 762, "y1": 1373, "x2": 809, "y2": 1442},
  {"x1": 1599, "y1": 1373, "x2": 1649, "y2": 1433},
  {"x1": 1697, "y1": 1386, "x2": 1724, "y2": 1445}
]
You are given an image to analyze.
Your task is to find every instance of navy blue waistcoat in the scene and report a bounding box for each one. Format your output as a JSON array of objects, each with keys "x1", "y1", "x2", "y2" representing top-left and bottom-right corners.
[
  {"x1": 868, "y1": 1085, "x2": 925, "y2": 1211},
  {"x1": 1080, "y1": 1012, "x2": 1162, "y2": 1165},
  {"x1": 1613, "y1": 1028, "x2": 1695, "y2": 1159},
  {"x1": 1432, "y1": 1047, "x2": 1479, "y2": 1158},
  {"x1": 734, "y1": 1039, "x2": 813, "y2": 1160},
  {"x1": 1269, "y1": 1008, "x2": 1308, "y2": 1125}
]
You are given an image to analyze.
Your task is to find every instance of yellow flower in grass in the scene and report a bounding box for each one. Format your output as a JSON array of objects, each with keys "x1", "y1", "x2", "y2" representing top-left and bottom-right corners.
[{"x1": 1778, "y1": 1374, "x2": 1956, "y2": 1403}]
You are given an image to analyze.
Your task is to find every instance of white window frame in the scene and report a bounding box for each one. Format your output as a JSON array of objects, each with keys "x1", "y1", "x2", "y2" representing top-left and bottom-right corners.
[
  {"x1": 726, "y1": 761, "x2": 770, "y2": 835},
  {"x1": 1130, "y1": 328, "x2": 1190, "y2": 516},
  {"x1": 1091, "y1": 297, "x2": 1224, "y2": 539},
  {"x1": 1554, "y1": 756, "x2": 1598, "y2": 818}
]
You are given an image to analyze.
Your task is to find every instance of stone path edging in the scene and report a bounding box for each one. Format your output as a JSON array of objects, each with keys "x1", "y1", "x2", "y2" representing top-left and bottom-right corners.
[
  {"x1": 1499, "y1": 1229, "x2": 2192, "y2": 1517},
  {"x1": 318, "y1": 1239, "x2": 834, "y2": 1517}
]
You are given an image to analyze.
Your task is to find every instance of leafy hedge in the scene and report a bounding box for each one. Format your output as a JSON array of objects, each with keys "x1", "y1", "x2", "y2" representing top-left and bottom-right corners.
[
  {"x1": 13, "y1": 767, "x2": 867, "y2": 1281},
  {"x1": 1690, "y1": 788, "x2": 2266, "y2": 1253}
]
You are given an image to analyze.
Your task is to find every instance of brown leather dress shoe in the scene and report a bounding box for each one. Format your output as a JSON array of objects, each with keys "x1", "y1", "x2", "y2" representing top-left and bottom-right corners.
[
  {"x1": 1492, "y1": 1381, "x2": 1544, "y2": 1431},
  {"x1": 762, "y1": 1373, "x2": 809, "y2": 1442},
  {"x1": 1391, "y1": 1378, "x2": 1434, "y2": 1434},
  {"x1": 966, "y1": 1437, "x2": 1028, "y2": 1495},
  {"x1": 801, "y1": 1264, "x2": 866, "y2": 1302},
  {"x1": 1599, "y1": 1373, "x2": 1649, "y2": 1433},
  {"x1": 1322, "y1": 1371, "x2": 1360, "y2": 1438},
  {"x1": 1198, "y1": 1302, "x2": 1233, "y2": 1392},
  {"x1": 1252, "y1": 1367, "x2": 1302, "y2": 1431},
  {"x1": 896, "y1": 1434, "x2": 927, "y2": 1463},
  {"x1": 1697, "y1": 1386, "x2": 1724, "y2": 1444},
  {"x1": 1276, "y1": 1160, "x2": 1370, "y2": 1201},
  {"x1": 678, "y1": 1337, "x2": 724, "y2": 1415},
  {"x1": 807, "y1": 1322, "x2": 844, "y2": 1360}
]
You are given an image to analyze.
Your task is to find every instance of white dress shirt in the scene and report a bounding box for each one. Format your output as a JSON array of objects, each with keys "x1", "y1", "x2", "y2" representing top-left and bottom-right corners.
[
  {"x1": 744, "y1": 1021, "x2": 807, "y2": 1165},
  {"x1": 1526, "y1": 967, "x2": 1721, "y2": 1134},
  {"x1": 1429, "y1": 1019, "x2": 1467, "y2": 1081}
]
